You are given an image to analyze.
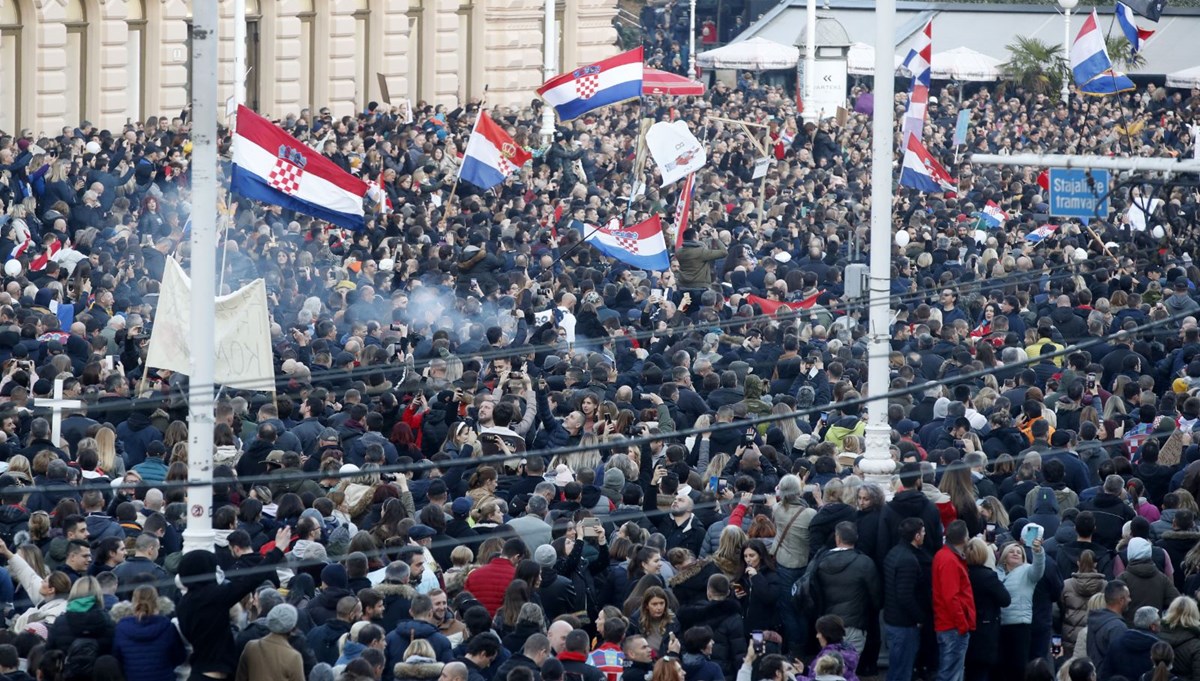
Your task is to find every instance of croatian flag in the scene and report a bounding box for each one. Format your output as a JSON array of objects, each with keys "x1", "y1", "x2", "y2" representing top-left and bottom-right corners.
[
  {"x1": 901, "y1": 20, "x2": 932, "y2": 143},
  {"x1": 1026, "y1": 224, "x2": 1059, "y2": 243},
  {"x1": 585, "y1": 215, "x2": 670, "y2": 272},
  {"x1": 1116, "y1": 2, "x2": 1155, "y2": 54},
  {"x1": 538, "y1": 48, "x2": 644, "y2": 122},
  {"x1": 231, "y1": 105, "x2": 370, "y2": 230},
  {"x1": 1072, "y1": 11, "x2": 1112, "y2": 86},
  {"x1": 981, "y1": 200, "x2": 1005, "y2": 228},
  {"x1": 898, "y1": 135, "x2": 955, "y2": 193},
  {"x1": 673, "y1": 173, "x2": 696, "y2": 249},
  {"x1": 459, "y1": 111, "x2": 532, "y2": 191}
]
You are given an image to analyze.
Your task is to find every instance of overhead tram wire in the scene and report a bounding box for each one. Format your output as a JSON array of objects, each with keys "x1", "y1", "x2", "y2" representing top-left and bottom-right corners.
[
  {"x1": 15, "y1": 302, "x2": 1196, "y2": 496},
  {"x1": 63, "y1": 251, "x2": 1158, "y2": 418}
]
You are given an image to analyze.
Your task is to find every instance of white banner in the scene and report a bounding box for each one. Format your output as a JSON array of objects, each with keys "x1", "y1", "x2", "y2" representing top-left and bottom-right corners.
[
  {"x1": 145, "y1": 258, "x2": 275, "y2": 392},
  {"x1": 646, "y1": 121, "x2": 707, "y2": 187}
]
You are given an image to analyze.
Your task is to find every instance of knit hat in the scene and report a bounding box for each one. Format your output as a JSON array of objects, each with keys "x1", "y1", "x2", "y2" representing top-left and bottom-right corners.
[
  {"x1": 309, "y1": 663, "x2": 335, "y2": 681},
  {"x1": 602, "y1": 468, "x2": 625, "y2": 492},
  {"x1": 266, "y1": 603, "x2": 299, "y2": 634},
  {"x1": 1128, "y1": 537, "x2": 1152, "y2": 562},
  {"x1": 553, "y1": 464, "x2": 575, "y2": 486},
  {"x1": 534, "y1": 544, "x2": 558, "y2": 567},
  {"x1": 320, "y1": 563, "x2": 348, "y2": 589}
]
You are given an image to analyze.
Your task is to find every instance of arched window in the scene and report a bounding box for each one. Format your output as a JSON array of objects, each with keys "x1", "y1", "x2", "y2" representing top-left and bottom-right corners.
[
  {"x1": 0, "y1": 0, "x2": 22, "y2": 132},
  {"x1": 126, "y1": 0, "x2": 146, "y2": 122},
  {"x1": 64, "y1": 0, "x2": 88, "y2": 126}
]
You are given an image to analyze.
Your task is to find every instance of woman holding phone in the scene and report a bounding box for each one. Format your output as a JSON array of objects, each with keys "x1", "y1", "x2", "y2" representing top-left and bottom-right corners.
[{"x1": 994, "y1": 537, "x2": 1045, "y2": 681}]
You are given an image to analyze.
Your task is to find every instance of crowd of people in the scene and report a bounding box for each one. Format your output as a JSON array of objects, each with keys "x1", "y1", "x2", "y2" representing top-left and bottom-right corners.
[{"x1": 0, "y1": 6, "x2": 1196, "y2": 681}]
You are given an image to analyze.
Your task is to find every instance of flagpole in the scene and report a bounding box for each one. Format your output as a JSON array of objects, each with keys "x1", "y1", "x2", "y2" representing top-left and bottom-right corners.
[
  {"x1": 624, "y1": 98, "x2": 650, "y2": 225},
  {"x1": 439, "y1": 89, "x2": 488, "y2": 233}
]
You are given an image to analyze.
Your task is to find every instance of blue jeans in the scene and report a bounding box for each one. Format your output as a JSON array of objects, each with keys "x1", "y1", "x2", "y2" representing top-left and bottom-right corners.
[
  {"x1": 775, "y1": 565, "x2": 807, "y2": 655},
  {"x1": 885, "y1": 624, "x2": 920, "y2": 681},
  {"x1": 936, "y1": 629, "x2": 970, "y2": 681}
]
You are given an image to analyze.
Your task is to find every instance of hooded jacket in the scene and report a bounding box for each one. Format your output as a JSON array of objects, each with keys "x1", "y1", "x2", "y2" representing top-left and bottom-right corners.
[
  {"x1": 1158, "y1": 624, "x2": 1200, "y2": 681},
  {"x1": 1120, "y1": 558, "x2": 1179, "y2": 623},
  {"x1": 115, "y1": 412, "x2": 163, "y2": 468},
  {"x1": 386, "y1": 619, "x2": 453, "y2": 681},
  {"x1": 678, "y1": 598, "x2": 746, "y2": 679},
  {"x1": 880, "y1": 488, "x2": 944, "y2": 560},
  {"x1": 178, "y1": 546, "x2": 284, "y2": 677},
  {"x1": 1061, "y1": 571, "x2": 1105, "y2": 654}
]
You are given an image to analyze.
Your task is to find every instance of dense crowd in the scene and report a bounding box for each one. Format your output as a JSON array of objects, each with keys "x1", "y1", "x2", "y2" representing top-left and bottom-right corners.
[{"x1": 0, "y1": 6, "x2": 1197, "y2": 681}]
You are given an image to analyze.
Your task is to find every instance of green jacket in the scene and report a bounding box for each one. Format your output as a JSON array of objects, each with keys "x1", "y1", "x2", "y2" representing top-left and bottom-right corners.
[{"x1": 676, "y1": 241, "x2": 727, "y2": 289}]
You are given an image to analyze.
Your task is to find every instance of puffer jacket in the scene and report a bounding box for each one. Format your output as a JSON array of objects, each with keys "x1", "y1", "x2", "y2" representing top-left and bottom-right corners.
[
  {"x1": 1120, "y1": 558, "x2": 1180, "y2": 624},
  {"x1": 46, "y1": 598, "x2": 115, "y2": 657},
  {"x1": 464, "y1": 557, "x2": 516, "y2": 615},
  {"x1": 1159, "y1": 624, "x2": 1200, "y2": 681},
  {"x1": 996, "y1": 547, "x2": 1045, "y2": 625},
  {"x1": 667, "y1": 559, "x2": 719, "y2": 607},
  {"x1": 393, "y1": 656, "x2": 444, "y2": 681},
  {"x1": 1061, "y1": 571, "x2": 1106, "y2": 656},
  {"x1": 111, "y1": 613, "x2": 187, "y2": 681},
  {"x1": 811, "y1": 548, "x2": 881, "y2": 630}
]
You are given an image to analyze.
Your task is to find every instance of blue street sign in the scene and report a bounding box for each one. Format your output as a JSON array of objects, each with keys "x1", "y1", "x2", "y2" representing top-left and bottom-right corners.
[{"x1": 1048, "y1": 168, "x2": 1110, "y2": 219}]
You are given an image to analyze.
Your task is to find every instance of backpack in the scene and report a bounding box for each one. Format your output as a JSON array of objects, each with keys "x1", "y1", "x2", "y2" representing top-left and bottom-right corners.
[{"x1": 63, "y1": 637, "x2": 100, "y2": 681}]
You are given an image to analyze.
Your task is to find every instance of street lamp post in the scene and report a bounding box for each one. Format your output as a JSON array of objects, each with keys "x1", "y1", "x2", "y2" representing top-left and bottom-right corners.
[
  {"x1": 541, "y1": 0, "x2": 556, "y2": 144},
  {"x1": 1058, "y1": 0, "x2": 1078, "y2": 104},
  {"x1": 689, "y1": 0, "x2": 697, "y2": 79}
]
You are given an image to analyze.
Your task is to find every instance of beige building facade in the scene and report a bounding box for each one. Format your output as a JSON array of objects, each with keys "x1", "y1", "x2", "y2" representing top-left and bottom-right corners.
[{"x1": 0, "y1": 0, "x2": 620, "y2": 137}]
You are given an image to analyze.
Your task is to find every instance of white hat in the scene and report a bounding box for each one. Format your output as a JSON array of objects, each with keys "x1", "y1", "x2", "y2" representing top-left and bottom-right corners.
[{"x1": 553, "y1": 463, "x2": 575, "y2": 486}]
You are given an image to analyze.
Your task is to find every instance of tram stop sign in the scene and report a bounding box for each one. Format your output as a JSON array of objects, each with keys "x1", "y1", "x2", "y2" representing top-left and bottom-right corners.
[{"x1": 1048, "y1": 168, "x2": 1110, "y2": 220}]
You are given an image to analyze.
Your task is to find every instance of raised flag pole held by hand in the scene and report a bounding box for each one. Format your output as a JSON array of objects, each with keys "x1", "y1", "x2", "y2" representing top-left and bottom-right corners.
[{"x1": 439, "y1": 86, "x2": 488, "y2": 233}]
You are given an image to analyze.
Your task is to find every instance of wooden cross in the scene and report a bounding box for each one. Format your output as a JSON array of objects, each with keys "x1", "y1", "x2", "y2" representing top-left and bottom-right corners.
[{"x1": 35, "y1": 378, "x2": 83, "y2": 448}]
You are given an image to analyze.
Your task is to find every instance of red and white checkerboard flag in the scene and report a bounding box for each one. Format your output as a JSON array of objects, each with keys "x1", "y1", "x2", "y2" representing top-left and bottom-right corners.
[{"x1": 231, "y1": 105, "x2": 371, "y2": 230}]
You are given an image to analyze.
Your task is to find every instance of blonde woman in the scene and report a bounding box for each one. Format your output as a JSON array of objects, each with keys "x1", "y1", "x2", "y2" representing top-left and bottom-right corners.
[
  {"x1": 0, "y1": 539, "x2": 47, "y2": 607},
  {"x1": 47, "y1": 576, "x2": 115, "y2": 655},
  {"x1": 93, "y1": 427, "x2": 125, "y2": 478},
  {"x1": 4, "y1": 455, "x2": 32, "y2": 485},
  {"x1": 712, "y1": 524, "x2": 748, "y2": 580},
  {"x1": 995, "y1": 538, "x2": 1045, "y2": 678},
  {"x1": 1160, "y1": 595, "x2": 1200, "y2": 678}
]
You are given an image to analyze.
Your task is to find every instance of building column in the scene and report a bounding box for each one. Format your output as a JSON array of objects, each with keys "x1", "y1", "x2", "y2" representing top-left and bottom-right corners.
[
  {"x1": 157, "y1": 0, "x2": 192, "y2": 118},
  {"x1": 480, "y1": 1, "x2": 545, "y2": 109},
  {"x1": 96, "y1": 0, "x2": 129, "y2": 130},
  {"x1": 327, "y1": 0, "x2": 359, "y2": 117}
]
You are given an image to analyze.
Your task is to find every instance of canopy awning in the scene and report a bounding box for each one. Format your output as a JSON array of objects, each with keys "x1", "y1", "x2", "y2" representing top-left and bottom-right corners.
[
  {"x1": 643, "y1": 68, "x2": 706, "y2": 96},
  {"x1": 696, "y1": 37, "x2": 800, "y2": 71}
]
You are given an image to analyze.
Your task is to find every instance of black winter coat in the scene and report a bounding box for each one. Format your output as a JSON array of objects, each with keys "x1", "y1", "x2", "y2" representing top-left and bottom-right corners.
[
  {"x1": 667, "y1": 559, "x2": 719, "y2": 607},
  {"x1": 1078, "y1": 492, "x2": 1136, "y2": 550},
  {"x1": 46, "y1": 602, "x2": 115, "y2": 657},
  {"x1": 679, "y1": 598, "x2": 746, "y2": 679},
  {"x1": 737, "y1": 567, "x2": 784, "y2": 635},
  {"x1": 882, "y1": 542, "x2": 932, "y2": 628},
  {"x1": 377, "y1": 582, "x2": 418, "y2": 633},
  {"x1": 538, "y1": 567, "x2": 579, "y2": 622},
  {"x1": 965, "y1": 564, "x2": 1011, "y2": 667},
  {"x1": 879, "y1": 489, "x2": 944, "y2": 560},
  {"x1": 807, "y1": 502, "x2": 856, "y2": 559},
  {"x1": 811, "y1": 548, "x2": 881, "y2": 630},
  {"x1": 306, "y1": 586, "x2": 353, "y2": 627}
]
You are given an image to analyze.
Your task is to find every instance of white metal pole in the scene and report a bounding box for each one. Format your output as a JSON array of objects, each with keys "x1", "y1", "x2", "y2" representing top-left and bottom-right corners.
[
  {"x1": 861, "y1": 0, "x2": 896, "y2": 484},
  {"x1": 970, "y1": 153, "x2": 1200, "y2": 173},
  {"x1": 1062, "y1": 7, "x2": 1070, "y2": 104},
  {"x1": 803, "y1": 0, "x2": 817, "y2": 122},
  {"x1": 234, "y1": 0, "x2": 247, "y2": 109},
  {"x1": 540, "y1": 0, "x2": 556, "y2": 145},
  {"x1": 184, "y1": 0, "x2": 218, "y2": 554},
  {"x1": 689, "y1": 0, "x2": 697, "y2": 79}
]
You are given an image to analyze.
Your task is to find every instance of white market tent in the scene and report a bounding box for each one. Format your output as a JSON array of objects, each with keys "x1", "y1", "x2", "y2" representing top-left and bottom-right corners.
[
  {"x1": 931, "y1": 46, "x2": 1002, "y2": 82},
  {"x1": 847, "y1": 42, "x2": 905, "y2": 76},
  {"x1": 696, "y1": 37, "x2": 800, "y2": 70},
  {"x1": 1166, "y1": 65, "x2": 1200, "y2": 88}
]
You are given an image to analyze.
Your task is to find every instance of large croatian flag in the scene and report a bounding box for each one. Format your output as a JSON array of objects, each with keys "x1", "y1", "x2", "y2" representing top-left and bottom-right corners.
[
  {"x1": 1071, "y1": 11, "x2": 1136, "y2": 95},
  {"x1": 1116, "y1": 2, "x2": 1155, "y2": 54},
  {"x1": 231, "y1": 105, "x2": 370, "y2": 230},
  {"x1": 899, "y1": 135, "x2": 956, "y2": 193},
  {"x1": 538, "y1": 48, "x2": 644, "y2": 122},
  {"x1": 585, "y1": 216, "x2": 670, "y2": 272},
  {"x1": 459, "y1": 111, "x2": 532, "y2": 191}
]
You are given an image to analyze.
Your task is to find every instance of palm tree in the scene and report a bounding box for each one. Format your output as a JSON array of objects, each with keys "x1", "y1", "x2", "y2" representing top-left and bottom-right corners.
[
  {"x1": 1001, "y1": 36, "x2": 1066, "y2": 97},
  {"x1": 1105, "y1": 35, "x2": 1147, "y2": 71}
]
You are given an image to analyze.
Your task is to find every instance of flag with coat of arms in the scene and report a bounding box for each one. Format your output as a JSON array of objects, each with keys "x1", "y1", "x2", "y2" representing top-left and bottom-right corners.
[
  {"x1": 459, "y1": 111, "x2": 532, "y2": 192},
  {"x1": 898, "y1": 135, "x2": 956, "y2": 193},
  {"x1": 537, "y1": 48, "x2": 644, "y2": 121},
  {"x1": 584, "y1": 216, "x2": 670, "y2": 272}
]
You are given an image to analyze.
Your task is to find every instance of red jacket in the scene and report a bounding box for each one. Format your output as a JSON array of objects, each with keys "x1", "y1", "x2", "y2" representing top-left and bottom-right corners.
[
  {"x1": 932, "y1": 544, "x2": 975, "y2": 634},
  {"x1": 464, "y1": 556, "x2": 515, "y2": 615}
]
